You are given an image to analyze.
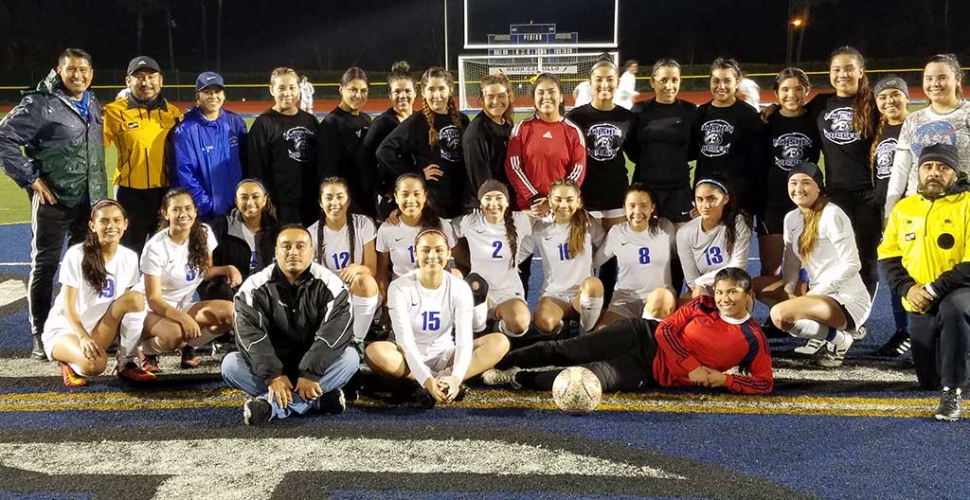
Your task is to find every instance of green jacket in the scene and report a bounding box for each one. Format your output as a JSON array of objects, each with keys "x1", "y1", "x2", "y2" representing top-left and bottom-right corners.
[{"x1": 0, "y1": 69, "x2": 107, "y2": 208}]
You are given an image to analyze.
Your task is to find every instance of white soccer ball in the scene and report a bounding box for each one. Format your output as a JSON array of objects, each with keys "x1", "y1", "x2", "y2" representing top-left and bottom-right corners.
[{"x1": 551, "y1": 367, "x2": 602, "y2": 415}]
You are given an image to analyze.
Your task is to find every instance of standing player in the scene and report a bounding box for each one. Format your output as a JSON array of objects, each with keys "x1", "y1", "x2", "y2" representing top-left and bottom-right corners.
[
  {"x1": 377, "y1": 67, "x2": 469, "y2": 219},
  {"x1": 677, "y1": 178, "x2": 752, "y2": 302},
  {"x1": 483, "y1": 268, "x2": 773, "y2": 395},
  {"x1": 454, "y1": 180, "x2": 533, "y2": 337},
  {"x1": 613, "y1": 60, "x2": 640, "y2": 110},
  {"x1": 520, "y1": 179, "x2": 606, "y2": 335},
  {"x1": 693, "y1": 58, "x2": 766, "y2": 219},
  {"x1": 44, "y1": 200, "x2": 154, "y2": 386},
  {"x1": 319, "y1": 67, "x2": 374, "y2": 216},
  {"x1": 136, "y1": 188, "x2": 238, "y2": 371},
  {"x1": 761, "y1": 68, "x2": 820, "y2": 278},
  {"x1": 593, "y1": 184, "x2": 676, "y2": 327},
  {"x1": 299, "y1": 75, "x2": 315, "y2": 114},
  {"x1": 375, "y1": 174, "x2": 457, "y2": 296},
  {"x1": 754, "y1": 164, "x2": 871, "y2": 367},
  {"x1": 567, "y1": 56, "x2": 636, "y2": 303},
  {"x1": 365, "y1": 229, "x2": 510, "y2": 408},
  {"x1": 885, "y1": 54, "x2": 970, "y2": 213},
  {"x1": 357, "y1": 62, "x2": 415, "y2": 220},
  {"x1": 505, "y1": 73, "x2": 587, "y2": 217},
  {"x1": 463, "y1": 73, "x2": 515, "y2": 209},
  {"x1": 308, "y1": 177, "x2": 380, "y2": 342},
  {"x1": 247, "y1": 67, "x2": 319, "y2": 226}
]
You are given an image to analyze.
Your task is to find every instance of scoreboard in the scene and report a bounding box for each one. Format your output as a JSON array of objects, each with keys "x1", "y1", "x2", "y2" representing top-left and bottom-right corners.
[{"x1": 487, "y1": 23, "x2": 579, "y2": 59}]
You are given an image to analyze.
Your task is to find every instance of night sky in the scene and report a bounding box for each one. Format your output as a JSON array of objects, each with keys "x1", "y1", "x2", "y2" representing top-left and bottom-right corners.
[{"x1": 0, "y1": 0, "x2": 965, "y2": 81}]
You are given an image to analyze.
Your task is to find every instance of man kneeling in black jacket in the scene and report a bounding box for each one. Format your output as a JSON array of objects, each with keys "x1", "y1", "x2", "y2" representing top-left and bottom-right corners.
[{"x1": 222, "y1": 224, "x2": 359, "y2": 425}]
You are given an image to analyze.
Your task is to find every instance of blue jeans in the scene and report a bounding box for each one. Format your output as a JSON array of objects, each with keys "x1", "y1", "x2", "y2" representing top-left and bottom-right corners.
[{"x1": 221, "y1": 348, "x2": 359, "y2": 420}]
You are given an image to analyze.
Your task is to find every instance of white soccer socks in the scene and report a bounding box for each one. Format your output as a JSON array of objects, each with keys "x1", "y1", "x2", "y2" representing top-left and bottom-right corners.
[
  {"x1": 351, "y1": 294, "x2": 380, "y2": 341},
  {"x1": 578, "y1": 295, "x2": 604, "y2": 332}
]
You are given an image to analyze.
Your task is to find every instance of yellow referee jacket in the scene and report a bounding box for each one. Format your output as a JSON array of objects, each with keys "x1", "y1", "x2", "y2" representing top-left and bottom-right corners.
[
  {"x1": 103, "y1": 96, "x2": 182, "y2": 189},
  {"x1": 878, "y1": 181, "x2": 970, "y2": 311}
]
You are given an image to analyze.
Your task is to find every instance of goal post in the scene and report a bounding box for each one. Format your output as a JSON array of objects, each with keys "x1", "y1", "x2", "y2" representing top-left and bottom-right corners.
[{"x1": 458, "y1": 51, "x2": 620, "y2": 112}]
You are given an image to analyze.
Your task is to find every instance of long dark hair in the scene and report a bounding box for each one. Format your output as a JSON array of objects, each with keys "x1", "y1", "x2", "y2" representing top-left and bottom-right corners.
[
  {"x1": 315, "y1": 177, "x2": 359, "y2": 266},
  {"x1": 158, "y1": 188, "x2": 210, "y2": 276},
  {"x1": 625, "y1": 183, "x2": 661, "y2": 236},
  {"x1": 695, "y1": 176, "x2": 747, "y2": 255},
  {"x1": 394, "y1": 173, "x2": 442, "y2": 231},
  {"x1": 420, "y1": 67, "x2": 463, "y2": 147},
  {"x1": 829, "y1": 46, "x2": 876, "y2": 139},
  {"x1": 82, "y1": 200, "x2": 126, "y2": 293}
]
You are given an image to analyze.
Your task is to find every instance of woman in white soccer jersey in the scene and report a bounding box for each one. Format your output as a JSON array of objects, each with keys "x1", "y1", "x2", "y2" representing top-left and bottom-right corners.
[
  {"x1": 454, "y1": 179, "x2": 533, "y2": 337},
  {"x1": 375, "y1": 174, "x2": 456, "y2": 298},
  {"x1": 45, "y1": 200, "x2": 155, "y2": 386},
  {"x1": 521, "y1": 178, "x2": 606, "y2": 335},
  {"x1": 308, "y1": 177, "x2": 380, "y2": 342},
  {"x1": 593, "y1": 184, "x2": 676, "y2": 327},
  {"x1": 137, "y1": 188, "x2": 238, "y2": 372},
  {"x1": 365, "y1": 229, "x2": 509, "y2": 407},
  {"x1": 754, "y1": 163, "x2": 871, "y2": 368},
  {"x1": 676, "y1": 176, "x2": 752, "y2": 303}
]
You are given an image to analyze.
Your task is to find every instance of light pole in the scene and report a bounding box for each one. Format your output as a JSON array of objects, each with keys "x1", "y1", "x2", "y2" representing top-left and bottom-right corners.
[
  {"x1": 444, "y1": 0, "x2": 449, "y2": 70},
  {"x1": 786, "y1": 18, "x2": 803, "y2": 66}
]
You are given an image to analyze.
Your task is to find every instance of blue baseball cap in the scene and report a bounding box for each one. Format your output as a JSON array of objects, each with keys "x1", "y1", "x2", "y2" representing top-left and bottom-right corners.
[{"x1": 195, "y1": 71, "x2": 225, "y2": 92}]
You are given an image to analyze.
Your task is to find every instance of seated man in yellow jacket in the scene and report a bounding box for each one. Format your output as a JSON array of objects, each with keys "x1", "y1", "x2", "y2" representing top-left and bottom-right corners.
[
  {"x1": 878, "y1": 143, "x2": 970, "y2": 422},
  {"x1": 103, "y1": 56, "x2": 182, "y2": 254}
]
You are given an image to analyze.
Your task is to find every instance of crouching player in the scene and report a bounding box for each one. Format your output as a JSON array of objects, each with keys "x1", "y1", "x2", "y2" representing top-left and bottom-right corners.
[
  {"x1": 483, "y1": 267, "x2": 773, "y2": 394},
  {"x1": 223, "y1": 225, "x2": 359, "y2": 425},
  {"x1": 365, "y1": 228, "x2": 510, "y2": 408},
  {"x1": 45, "y1": 200, "x2": 155, "y2": 386}
]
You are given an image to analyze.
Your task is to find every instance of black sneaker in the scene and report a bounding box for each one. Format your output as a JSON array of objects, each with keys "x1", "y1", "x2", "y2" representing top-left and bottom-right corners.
[
  {"x1": 412, "y1": 386, "x2": 437, "y2": 409},
  {"x1": 30, "y1": 335, "x2": 46, "y2": 360},
  {"x1": 243, "y1": 398, "x2": 273, "y2": 425},
  {"x1": 934, "y1": 388, "x2": 962, "y2": 422},
  {"x1": 877, "y1": 330, "x2": 911, "y2": 357},
  {"x1": 319, "y1": 388, "x2": 347, "y2": 415},
  {"x1": 452, "y1": 384, "x2": 469, "y2": 402}
]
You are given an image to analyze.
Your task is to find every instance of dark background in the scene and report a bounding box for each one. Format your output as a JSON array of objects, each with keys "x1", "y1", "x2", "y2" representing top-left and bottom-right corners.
[{"x1": 0, "y1": 0, "x2": 964, "y2": 84}]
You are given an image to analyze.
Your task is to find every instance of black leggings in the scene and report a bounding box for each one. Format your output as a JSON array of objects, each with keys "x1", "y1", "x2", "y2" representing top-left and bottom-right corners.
[
  {"x1": 502, "y1": 318, "x2": 658, "y2": 391},
  {"x1": 828, "y1": 188, "x2": 881, "y2": 298}
]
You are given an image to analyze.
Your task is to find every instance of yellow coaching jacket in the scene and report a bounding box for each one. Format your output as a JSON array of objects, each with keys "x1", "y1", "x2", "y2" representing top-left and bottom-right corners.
[
  {"x1": 103, "y1": 96, "x2": 182, "y2": 189},
  {"x1": 877, "y1": 184, "x2": 970, "y2": 311}
]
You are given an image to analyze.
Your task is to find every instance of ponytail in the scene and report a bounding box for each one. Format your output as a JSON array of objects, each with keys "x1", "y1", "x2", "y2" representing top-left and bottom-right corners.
[
  {"x1": 798, "y1": 196, "x2": 830, "y2": 260},
  {"x1": 80, "y1": 230, "x2": 110, "y2": 293}
]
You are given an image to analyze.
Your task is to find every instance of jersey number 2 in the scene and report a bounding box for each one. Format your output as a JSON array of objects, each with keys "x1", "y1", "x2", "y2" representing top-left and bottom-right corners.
[{"x1": 491, "y1": 241, "x2": 503, "y2": 258}]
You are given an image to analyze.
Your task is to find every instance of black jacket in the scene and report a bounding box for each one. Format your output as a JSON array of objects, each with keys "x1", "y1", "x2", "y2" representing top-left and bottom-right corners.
[
  {"x1": 199, "y1": 209, "x2": 280, "y2": 301},
  {"x1": 234, "y1": 263, "x2": 353, "y2": 383}
]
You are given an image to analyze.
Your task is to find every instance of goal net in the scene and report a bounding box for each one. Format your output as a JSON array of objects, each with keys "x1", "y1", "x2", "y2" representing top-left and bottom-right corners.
[{"x1": 458, "y1": 52, "x2": 620, "y2": 112}]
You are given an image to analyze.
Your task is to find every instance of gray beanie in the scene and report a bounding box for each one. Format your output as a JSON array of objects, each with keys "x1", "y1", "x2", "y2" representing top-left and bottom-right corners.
[{"x1": 873, "y1": 76, "x2": 909, "y2": 99}]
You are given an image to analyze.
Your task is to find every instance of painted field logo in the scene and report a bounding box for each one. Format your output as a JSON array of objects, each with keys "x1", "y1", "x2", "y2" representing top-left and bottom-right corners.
[
  {"x1": 773, "y1": 132, "x2": 813, "y2": 170},
  {"x1": 822, "y1": 107, "x2": 859, "y2": 144},
  {"x1": 700, "y1": 120, "x2": 734, "y2": 157},
  {"x1": 438, "y1": 125, "x2": 462, "y2": 162},
  {"x1": 588, "y1": 123, "x2": 623, "y2": 160}
]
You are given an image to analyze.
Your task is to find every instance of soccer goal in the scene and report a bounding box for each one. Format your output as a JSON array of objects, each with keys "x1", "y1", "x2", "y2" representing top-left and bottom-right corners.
[{"x1": 458, "y1": 51, "x2": 620, "y2": 112}]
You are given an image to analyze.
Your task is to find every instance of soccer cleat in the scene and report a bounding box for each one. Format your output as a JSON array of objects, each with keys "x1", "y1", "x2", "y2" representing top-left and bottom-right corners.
[
  {"x1": 180, "y1": 346, "x2": 199, "y2": 369},
  {"x1": 117, "y1": 361, "x2": 157, "y2": 383},
  {"x1": 138, "y1": 349, "x2": 161, "y2": 374},
  {"x1": 411, "y1": 386, "x2": 437, "y2": 410},
  {"x1": 243, "y1": 398, "x2": 273, "y2": 426},
  {"x1": 877, "y1": 330, "x2": 912, "y2": 357},
  {"x1": 793, "y1": 339, "x2": 827, "y2": 356},
  {"x1": 319, "y1": 388, "x2": 347, "y2": 415},
  {"x1": 31, "y1": 335, "x2": 46, "y2": 360},
  {"x1": 934, "y1": 388, "x2": 962, "y2": 422},
  {"x1": 59, "y1": 362, "x2": 87, "y2": 387},
  {"x1": 481, "y1": 367, "x2": 521, "y2": 386},
  {"x1": 817, "y1": 334, "x2": 853, "y2": 368}
]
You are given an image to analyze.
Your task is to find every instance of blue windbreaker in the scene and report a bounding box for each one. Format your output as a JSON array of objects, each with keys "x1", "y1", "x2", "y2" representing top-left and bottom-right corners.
[{"x1": 172, "y1": 107, "x2": 247, "y2": 219}]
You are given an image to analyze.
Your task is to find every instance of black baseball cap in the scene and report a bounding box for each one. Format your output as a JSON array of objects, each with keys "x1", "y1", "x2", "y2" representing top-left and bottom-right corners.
[
  {"x1": 196, "y1": 71, "x2": 225, "y2": 92},
  {"x1": 127, "y1": 56, "x2": 160, "y2": 75}
]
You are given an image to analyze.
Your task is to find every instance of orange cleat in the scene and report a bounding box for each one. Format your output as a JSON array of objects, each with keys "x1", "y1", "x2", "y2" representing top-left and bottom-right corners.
[{"x1": 59, "y1": 362, "x2": 87, "y2": 387}]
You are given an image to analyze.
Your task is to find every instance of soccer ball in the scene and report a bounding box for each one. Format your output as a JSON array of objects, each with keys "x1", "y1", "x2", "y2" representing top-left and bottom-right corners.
[{"x1": 552, "y1": 367, "x2": 602, "y2": 415}]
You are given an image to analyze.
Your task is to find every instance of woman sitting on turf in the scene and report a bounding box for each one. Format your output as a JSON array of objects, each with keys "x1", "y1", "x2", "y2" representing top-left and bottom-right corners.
[
  {"x1": 44, "y1": 200, "x2": 155, "y2": 386},
  {"x1": 482, "y1": 267, "x2": 773, "y2": 394},
  {"x1": 365, "y1": 228, "x2": 510, "y2": 408},
  {"x1": 753, "y1": 163, "x2": 872, "y2": 368}
]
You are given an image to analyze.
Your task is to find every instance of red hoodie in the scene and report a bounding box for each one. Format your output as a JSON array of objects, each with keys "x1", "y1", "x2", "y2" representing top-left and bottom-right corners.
[{"x1": 505, "y1": 115, "x2": 587, "y2": 210}]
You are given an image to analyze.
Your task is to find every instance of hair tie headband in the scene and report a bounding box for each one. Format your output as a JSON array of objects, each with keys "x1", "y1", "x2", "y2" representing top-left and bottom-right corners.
[
  {"x1": 415, "y1": 228, "x2": 447, "y2": 246},
  {"x1": 236, "y1": 178, "x2": 268, "y2": 193},
  {"x1": 90, "y1": 199, "x2": 124, "y2": 220},
  {"x1": 695, "y1": 178, "x2": 729, "y2": 194}
]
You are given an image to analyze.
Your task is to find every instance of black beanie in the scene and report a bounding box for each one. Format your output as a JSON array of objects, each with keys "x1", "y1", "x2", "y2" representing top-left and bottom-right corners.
[
  {"x1": 788, "y1": 162, "x2": 825, "y2": 190},
  {"x1": 918, "y1": 143, "x2": 960, "y2": 171}
]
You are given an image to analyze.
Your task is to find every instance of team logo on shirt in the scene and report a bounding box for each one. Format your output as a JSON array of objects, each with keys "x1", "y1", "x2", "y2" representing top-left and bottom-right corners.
[
  {"x1": 699, "y1": 120, "x2": 734, "y2": 157},
  {"x1": 772, "y1": 133, "x2": 813, "y2": 170},
  {"x1": 874, "y1": 137, "x2": 897, "y2": 180},
  {"x1": 910, "y1": 121, "x2": 960, "y2": 158},
  {"x1": 229, "y1": 136, "x2": 239, "y2": 148},
  {"x1": 283, "y1": 126, "x2": 316, "y2": 162},
  {"x1": 822, "y1": 107, "x2": 859, "y2": 145},
  {"x1": 438, "y1": 125, "x2": 462, "y2": 162},
  {"x1": 587, "y1": 123, "x2": 623, "y2": 160}
]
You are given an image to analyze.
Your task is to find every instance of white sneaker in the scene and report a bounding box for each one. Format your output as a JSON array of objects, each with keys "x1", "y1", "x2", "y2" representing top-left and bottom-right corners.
[
  {"x1": 481, "y1": 367, "x2": 520, "y2": 386},
  {"x1": 794, "y1": 338, "x2": 827, "y2": 356},
  {"x1": 817, "y1": 333, "x2": 854, "y2": 368},
  {"x1": 849, "y1": 325, "x2": 868, "y2": 341}
]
